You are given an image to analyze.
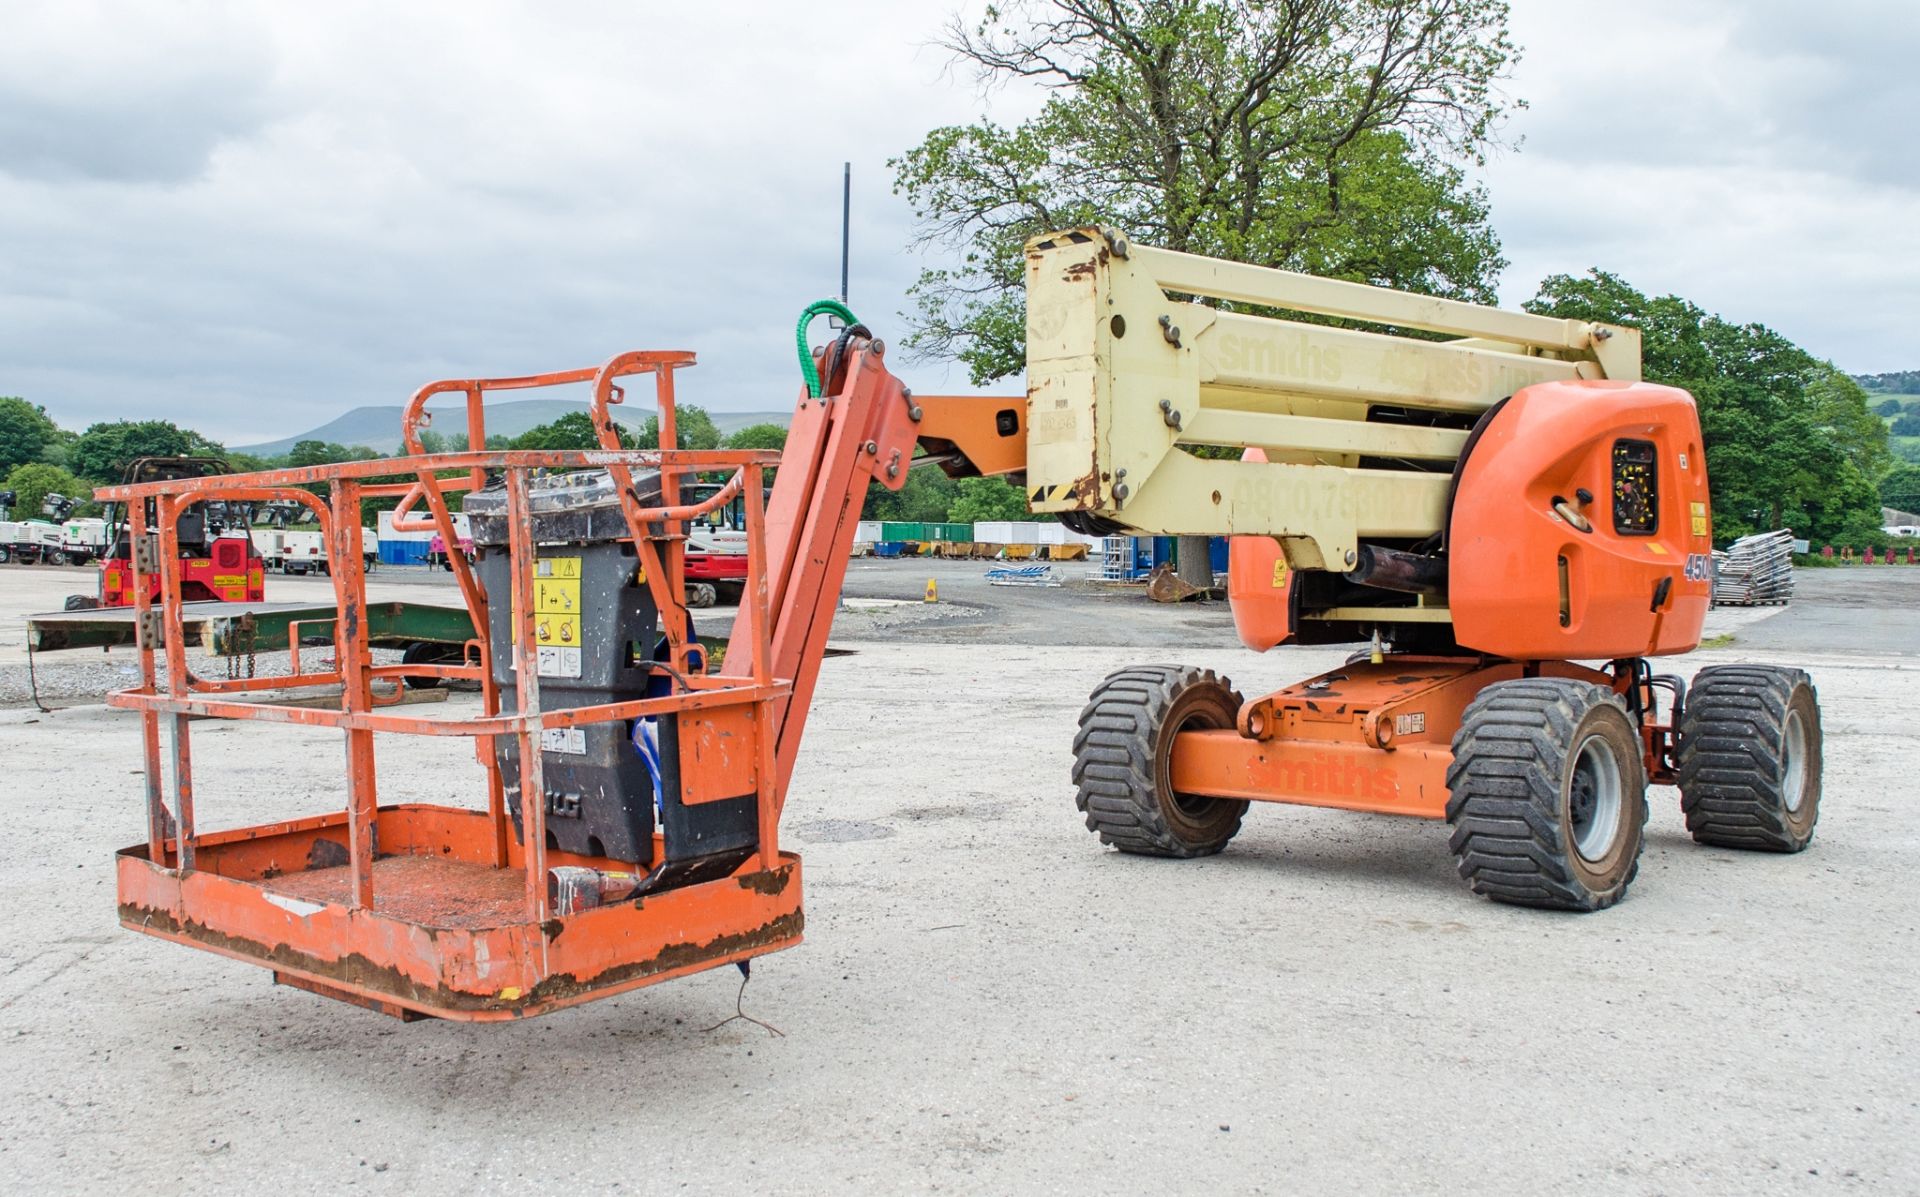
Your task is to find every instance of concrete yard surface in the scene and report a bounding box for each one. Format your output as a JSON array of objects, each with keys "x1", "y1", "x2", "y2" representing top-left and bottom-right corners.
[{"x1": 1, "y1": 627, "x2": 1916, "y2": 1194}]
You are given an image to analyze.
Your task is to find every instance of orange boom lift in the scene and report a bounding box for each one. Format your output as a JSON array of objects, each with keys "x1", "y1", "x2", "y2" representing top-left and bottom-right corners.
[{"x1": 1018, "y1": 230, "x2": 1821, "y2": 910}]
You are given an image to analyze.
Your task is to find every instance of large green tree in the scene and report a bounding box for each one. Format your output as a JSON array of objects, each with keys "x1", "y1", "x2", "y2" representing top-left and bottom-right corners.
[
  {"x1": 0, "y1": 398, "x2": 60, "y2": 474},
  {"x1": 894, "y1": 0, "x2": 1517, "y2": 383},
  {"x1": 511, "y1": 411, "x2": 634, "y2": 451},
  {"x1": 4, "y1": 462, "x2": 93, "y2": 521},
  {"x1": 862, "y1": 458, "x2": 961, "y2": 523},
  {"x1": 284, "y1": 439, "x2": 381, "y2": 466},
  {"x1": 1526, "y1": 271, "x2": 1889, "y2": 544},
  {"x1": 639, "y1": 405, "x2": 721, "y2": 451},
  {"x1": 896, "y1": 0, "x2": 1516, "y2": 582},
  {"x1": 1880, "y1": 462, "x2": 1920, "y2": 516},
  {"x1": 947, "y1": 476, "x2": 1033, "y2": 523},
  {"x1": 69, "y1": 419, "x2": 224, "y2": 483},
  {"x1": 724, "y1": 423, "x2": 789, "y2": 452}
]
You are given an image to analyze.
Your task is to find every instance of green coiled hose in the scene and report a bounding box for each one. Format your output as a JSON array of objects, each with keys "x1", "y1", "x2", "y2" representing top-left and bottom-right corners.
[{"x1": 795, "y1": 299, "x2": 860, "y2": 398}]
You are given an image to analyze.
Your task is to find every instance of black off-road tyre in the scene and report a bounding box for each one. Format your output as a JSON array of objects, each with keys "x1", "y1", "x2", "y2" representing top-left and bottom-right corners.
[
  {"x1": 63, "y1": 593, "x2": 100, "y2": 611},
  {"x1": 1446, "y1": 678, "x2": 1649, "y2": 911},
  {"x1": 1071, "y1": 665, "x2": 1248, "y2": 857},
  {"x1": 1676, "y1": 665, "x2": 1820, "y2": 852}
]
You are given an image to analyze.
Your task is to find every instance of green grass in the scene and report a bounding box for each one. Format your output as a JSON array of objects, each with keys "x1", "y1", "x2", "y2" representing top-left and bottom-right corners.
[{"x1": 1698, "y1": 633, "x2": 1738, "y2": 650}]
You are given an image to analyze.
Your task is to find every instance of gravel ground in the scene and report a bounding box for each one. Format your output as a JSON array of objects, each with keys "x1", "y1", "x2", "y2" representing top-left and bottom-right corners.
[
  {"x1": 1, "y1": 563, "x2": 1914, "y2": 1193},
  {"x1": 16, "y1": 558, "x2": 1893, "y2": 707}
]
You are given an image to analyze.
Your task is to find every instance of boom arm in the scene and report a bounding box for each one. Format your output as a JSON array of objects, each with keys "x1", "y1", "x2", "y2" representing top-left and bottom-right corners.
[
  {"x1": 1019, "y1": 227, "x2": 1640, "y2": 572},
  {"x1": 719, "y1": 337, "x2": 1021, "y2": 806}
]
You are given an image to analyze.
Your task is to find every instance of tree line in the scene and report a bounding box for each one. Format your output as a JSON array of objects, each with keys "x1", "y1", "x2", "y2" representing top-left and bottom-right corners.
[
  {"x1": 0, "y1": 401, "x2": 793, "y2": 526},
  {"x1": 1856, "y1": 371, "x2": 1920, "y2": 395},
  {"x1": 0, "y1": 395, "x2": 1034, "y2": 531}
]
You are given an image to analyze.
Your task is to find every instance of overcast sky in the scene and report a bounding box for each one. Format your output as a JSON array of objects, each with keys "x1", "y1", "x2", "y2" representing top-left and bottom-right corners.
[{"x1": 1, "y1": 0, "x2": 1913, "y2": 447}]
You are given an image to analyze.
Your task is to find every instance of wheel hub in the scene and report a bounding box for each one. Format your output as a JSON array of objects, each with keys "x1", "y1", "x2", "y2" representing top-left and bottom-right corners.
[
  {"x1": 1781, "y1": 709, "x2": 1808, "y2": 815},
  {"x1": 1569, "y1": 734, "x2": 1624, "y2": 862}
]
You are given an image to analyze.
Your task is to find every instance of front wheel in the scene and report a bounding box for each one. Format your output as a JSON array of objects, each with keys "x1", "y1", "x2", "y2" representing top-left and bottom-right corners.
[
  {"x1": 1676, "y1": 666, "x2": 1820, "y2": 852},
  {"x1": 1446, "y1": 678, "x2": 1648, "y2": 911},
  {"x1": 46, "y1": 550, "x2": 67, "y2": 566},
  {"x1": 1071, "y1": 665, "x2": 1248, "y2": 857}
]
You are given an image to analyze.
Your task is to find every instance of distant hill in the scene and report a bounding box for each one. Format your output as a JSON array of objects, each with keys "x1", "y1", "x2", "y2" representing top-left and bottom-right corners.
[{"x1": 234, "y1": 401, "x2": 793, "y2": 457}]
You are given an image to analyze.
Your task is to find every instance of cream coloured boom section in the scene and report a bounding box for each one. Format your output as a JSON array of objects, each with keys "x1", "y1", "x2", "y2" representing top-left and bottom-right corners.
[{"x1": 1022, "y1": 228, "x2": 1642, "y2": 571}]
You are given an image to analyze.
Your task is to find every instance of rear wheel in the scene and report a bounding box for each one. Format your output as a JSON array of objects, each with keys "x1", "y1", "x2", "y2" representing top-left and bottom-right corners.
[
  {"x1": 0, "y1": 546, "x2": 11, "y2": 563},
  {"x1": 1446, "y1": 678, "x2": 1648, "y2": 911},
  {"x1": 1676, "y1": 665, "x2": 1820, "y2": 851},
  {"x1": 46, "y1": 549, "x2": 67, "y2": 566},
  {"x1": 1071, "y1": 665, "x2": 1248, "y2": 857},
  {"x1": 685, "y1": 582, "x2": 718, "y2": 608}
]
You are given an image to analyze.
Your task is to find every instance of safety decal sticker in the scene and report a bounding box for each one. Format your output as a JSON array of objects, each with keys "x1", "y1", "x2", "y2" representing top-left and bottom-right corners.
[{"x1": 512, "y1": 556, "x2": 584, "y2": 678}]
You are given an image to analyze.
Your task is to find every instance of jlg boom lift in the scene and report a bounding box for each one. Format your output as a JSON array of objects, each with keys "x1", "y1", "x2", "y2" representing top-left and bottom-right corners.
[{"x1": 104, "y1": 232, "x2": 1820, "y2": 1021}]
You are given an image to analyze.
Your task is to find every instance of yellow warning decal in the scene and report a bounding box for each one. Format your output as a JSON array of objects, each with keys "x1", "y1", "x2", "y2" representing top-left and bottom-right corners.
[
  {"x1": 533, "y1": 556, "x2": 582, "y2": 647},
  {"x1": 212, "y1": 574, "x2": 245, "y2": 588},
  {"x1": 1690, "y1": 502, "x2": 1709, "y2": 538},
  {"x1": 1271, "y1": 559, "x2": 1289, "y2": 589}
]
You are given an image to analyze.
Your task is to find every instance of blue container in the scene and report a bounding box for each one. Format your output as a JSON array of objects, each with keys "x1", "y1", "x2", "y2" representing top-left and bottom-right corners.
[{"x1": 378, "y1": 540, "x2": 430, "y2": 566}]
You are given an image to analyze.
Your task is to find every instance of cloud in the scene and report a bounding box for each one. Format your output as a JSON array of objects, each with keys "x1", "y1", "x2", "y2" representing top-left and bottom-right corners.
[
  {"x1": 0, "y1": 2, "x2": 1029, "y2": 444},
  {"x1": 0, "y1": 5, "x2": 278, "y2": 183},
  {"x1": 1486, "y1": 0, "x2": 1919, "y2": 370}
]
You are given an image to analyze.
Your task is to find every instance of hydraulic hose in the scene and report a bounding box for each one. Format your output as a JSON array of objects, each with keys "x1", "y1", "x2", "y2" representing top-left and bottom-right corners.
[{"x1": 795, "y1": 300, "x2": 860, "y2": 398}]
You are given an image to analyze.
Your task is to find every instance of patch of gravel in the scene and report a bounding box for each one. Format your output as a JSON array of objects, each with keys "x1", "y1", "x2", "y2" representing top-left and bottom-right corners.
[{"x1": 3, "y1": 645, "x2": 405, "y2": 709}]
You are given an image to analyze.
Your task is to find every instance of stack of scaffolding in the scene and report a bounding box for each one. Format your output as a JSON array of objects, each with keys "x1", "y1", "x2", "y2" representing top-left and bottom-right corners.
[{"x1": 1711, "y1": 530, "x2": 1796, "y2": 606}]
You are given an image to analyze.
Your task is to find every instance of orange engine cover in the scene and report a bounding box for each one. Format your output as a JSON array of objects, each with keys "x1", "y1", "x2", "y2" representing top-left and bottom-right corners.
[{"x1": 1449, "y1": 379, "x2": 1711, "y2": 660}]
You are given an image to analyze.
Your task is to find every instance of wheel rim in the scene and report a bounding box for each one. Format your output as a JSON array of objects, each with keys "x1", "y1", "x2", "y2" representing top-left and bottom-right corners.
[
  {"x1": 1161, "y1": 698, "x2": 1236, "y2": 829},
  {"x1": 1781, "y1": 709, "x2": 1808, "y2": 815},
  {"x1": 1170, "y1": 709, "x2": 1219, "y2": 819},
  {"x1": 1568, "y1": 733, "x2": 1624, "y2": 862}
]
